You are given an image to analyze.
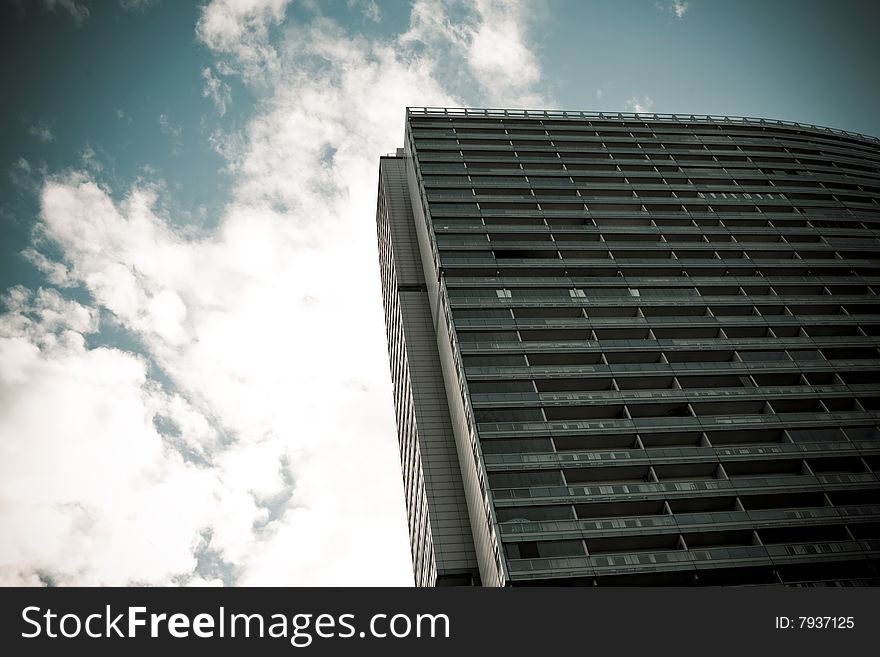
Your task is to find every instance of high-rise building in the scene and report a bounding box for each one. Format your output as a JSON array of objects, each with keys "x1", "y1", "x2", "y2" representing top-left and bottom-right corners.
[{"x1": 376, "y1": 107, "x2": 880, "y2": 587}]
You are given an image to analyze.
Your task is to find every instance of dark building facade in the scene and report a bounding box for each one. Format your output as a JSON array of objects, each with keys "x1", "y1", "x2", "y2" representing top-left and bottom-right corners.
[{"x1": 376, "y1": 107, "x2": 880, "y2": 587}]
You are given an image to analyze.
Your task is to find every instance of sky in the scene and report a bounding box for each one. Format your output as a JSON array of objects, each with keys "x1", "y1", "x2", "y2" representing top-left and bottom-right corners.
[{"x1": 1, "y1": 0, "x2": 879, "y2": 587}]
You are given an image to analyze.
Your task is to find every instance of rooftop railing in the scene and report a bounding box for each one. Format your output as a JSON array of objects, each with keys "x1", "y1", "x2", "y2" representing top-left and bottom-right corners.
[{"x1": 406, "y1": 107, "x2": 880, "y2": 144}]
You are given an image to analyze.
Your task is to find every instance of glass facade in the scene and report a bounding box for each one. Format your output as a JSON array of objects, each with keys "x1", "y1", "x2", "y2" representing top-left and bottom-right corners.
[{"x1": 378, "y1": 108, "x2": 880, "y2": 586}]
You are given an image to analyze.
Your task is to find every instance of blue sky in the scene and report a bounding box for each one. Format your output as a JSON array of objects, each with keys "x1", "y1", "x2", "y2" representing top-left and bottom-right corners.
[{"x1": 1, "y1": 0, "x2": 878, "y2": 586}]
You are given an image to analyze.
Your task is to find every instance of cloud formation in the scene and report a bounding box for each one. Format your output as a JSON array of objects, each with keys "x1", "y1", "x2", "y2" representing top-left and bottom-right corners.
[
  {"x1": 626, "y1": 95, "x2": 655, "y2": 114},
  {"x1": 28, "y1": 121, "x2": 55, "y2": 143},
  {"x1": 42, "y1": 0, "x2": 89, "y2": 25},
  {"x1": 201, "y1": 67, "x2": 233, "y2": 116},
  {"x1": 401, "y1": 0, "x2": 546, "y2": 107},
  {"x1": 4, "y1": 0, "x2": 548, "y2": 586},
  {"x1": 196, "y1": 0, "x2": 293, "y2": 84},
  {"x1": 0, "y1": 285, "x2": 227, "y2": 586},
  {"x1": 348, "y1": 0, "x2": 381, "y2": 23}
]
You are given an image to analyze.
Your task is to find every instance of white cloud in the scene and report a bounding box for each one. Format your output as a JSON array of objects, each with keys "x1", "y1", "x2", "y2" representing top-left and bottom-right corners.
[
  {"x1": 201, "y1": 67, "x2": 232, "y2": 116},
  {"x1": 18, "y1": 158, "x2": 418, "y2": 585},
  {"x1": 42, "y1": 0, "x2": 89, "y2": 24},
  {"x1": 79, "y1": 144, "x2": 106, "y2": 174},
  {"x1": 672, "y1": 1, "x2": 689, "y2": 19},
  {"x1": 3, "y1": 0, "x2": 550, "y2": 587},
  {"x1": 119, "y1": 0, "x2": 161, "y2": 11},
  {"x1": 28, "y1": 121, "x2": 55, "y2": 143},
  {"x1": 626, "y1": 95, "x2": 655, "y2": 114},
  {"x1": 656, "y1": 1, "x2": 690, "y2": 19},
  {"x1": 0, "y1": 287, "x2": 235, "y2": 586},
  {"x1": 595, "y1": 88, "x2": 604, "y2": 99},
  {"x1": 401, "y1": 0, "x2": 546, "y2": 107},
  {"x1": 21, "y1": 248, "x2": 73, "y2": 288},
  {"x1": 8, "y1": 157, "x2": 45, "y2": 195},
  {"x1": 348, "y1": 0, "x2": 381, "y2": 22},
  {"x1": 10, "y1": 157, "x2": 30, "y2": 176},
  {"x1": 196, "y1": 0, "x2": 293, "y2": 83}
]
